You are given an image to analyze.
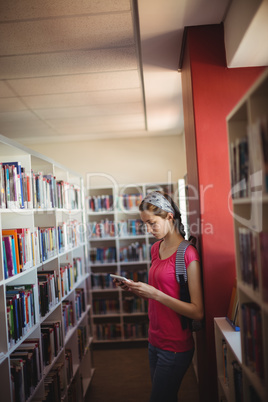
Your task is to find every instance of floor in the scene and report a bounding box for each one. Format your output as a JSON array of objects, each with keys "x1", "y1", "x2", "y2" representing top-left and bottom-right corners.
[{"x1": 85, "y1": 344, "x2": 200, "y2": 402}]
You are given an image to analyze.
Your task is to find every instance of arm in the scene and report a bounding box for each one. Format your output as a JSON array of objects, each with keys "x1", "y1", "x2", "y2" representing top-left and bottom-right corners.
[{"x1": 122, "y1": 260, "x2": 204, "y2": 321}]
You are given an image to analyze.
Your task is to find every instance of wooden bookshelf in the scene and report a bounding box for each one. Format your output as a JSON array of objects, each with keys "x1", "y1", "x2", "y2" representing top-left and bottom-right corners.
[
  {"x1": 0, "y1": 135, "x2": 94, "y2": 401},
  {"x1": 214, "y1": 69, "x2": 268, "y2": 402},
  {"x1": 86, "y1": 181, "x2": 177, "y2": 343}
]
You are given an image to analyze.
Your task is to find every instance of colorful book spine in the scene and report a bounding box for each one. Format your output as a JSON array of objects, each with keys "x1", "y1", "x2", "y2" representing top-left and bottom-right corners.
[{"x1": 6, "y1": 284, "x2": 36, "y2": 348}]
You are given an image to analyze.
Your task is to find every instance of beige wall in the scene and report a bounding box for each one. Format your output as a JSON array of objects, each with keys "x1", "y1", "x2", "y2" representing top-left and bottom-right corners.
[{"x1": 29, "y1": 134, "x2": 186, "y2": 188}]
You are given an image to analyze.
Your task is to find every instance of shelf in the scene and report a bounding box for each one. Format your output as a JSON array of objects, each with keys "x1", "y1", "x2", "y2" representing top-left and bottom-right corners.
[
  {"x1": 87, "y1": 182, "x2": 176, "y2": 343},
  {"x1": 214, "y1": 318, "x2": 242, "y2": 363},
  {"x1": 215, "y1": 69, "x2": 268, "y2": 402},
  {"x1": 0, "y1": 134, "x2": 94, "y2": 401}
]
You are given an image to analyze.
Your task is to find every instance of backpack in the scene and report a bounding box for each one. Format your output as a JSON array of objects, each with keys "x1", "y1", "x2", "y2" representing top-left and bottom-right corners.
[{"x1": 175, "y1": 239, "x2": 203, "y2": 332}]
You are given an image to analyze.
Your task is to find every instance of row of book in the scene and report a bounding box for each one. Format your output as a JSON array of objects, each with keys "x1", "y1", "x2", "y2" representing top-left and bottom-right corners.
[
  {"x1": 88, "y1": 219, "x2": 116, "y2": 238},
  {"x1": 118, "y1": 219, "x2": 144, "y2": 236},
  {"x1": 230, "y1": 118, "x2": 268, "y2": 199},
  {"x1": 65, "y1": 348, "x2": 73, "y2": 384},
  {"x1": 260, "y1": 232, "x2": 268, "y2": 302},
  {"x1": 58, "y1": 220, "x2": 85, "y2": 253},
  {"x1": 91, "y1": 273, "x2": 116, "y2": 289},
  {"x1": 91, "y1": 270, "x2": 148, "y2": 290},
  {"x1": 73, "y1": 257, "x2": 83, "y2": 283},
  {"x1": 121, "y1": 270, "x2": 148, "y2": 283},
  {"x1": 238, "y1": 227, "x2": 259, "y2": 290},
  {"x1": 9, "y1": 315, "x2": 87, "y2": 401},
  {"x1": 60, "y1": 263, "x2": 74, "y2": 296},
  {"x1": 93, "y1": 298, "x2": 119, "y2": 315},
  {"x1": 238, "y1": 228, "x2": 268, "y2": 301},
  {"x1": 233, "y1": 363, "x2": 265, "y2": 402},
  {"x1": 77, "y1": 325, "x2": 88, "y2": 361},
  {"x1": 6, "y1": 284, "x2": 36, "y2": 348},
  {"x1": 94, "y1": 323, "x2": 122, "y2": 340},
  {"x1": 2, "y1": 225, "x2": 84, "y2": 280},
  {"x1": 37, "y1": 258, "x2": 84, "y2": 317},
  {"x1": 87, "y1": 193, "x2": 143, "y2": 212},
  {"x1": 89, "y1": 243, "x2": 148, "y2": 264},
  {"x1": 0, "y1": 162, "x2": 81, "y2": 210},
  {"x1": 38, "y1": 270, "x2": 60, "y2": 317},
  {"x1": 120, "y1": 242, "x2": 147, "y2": 262},
  {"x1": 124, "y1": 321, "x2": 149, "y2": 339},
  {"x1": 241, "y1": 302, "x2": 264, "y2": 380},
  {"x1": 2, "y1": 228, "x2": 40, "y2": 278},
  {"x1": 88, "y1": 194, "x2": 114, "y2": 212},
  {"x1": 62, "y1": 300, "x2": 75, "y2": 337},
  {"x1": 221, "y1": 354, "x2": 261, "y2": 402},
  {"x1": 232, "y1": 360, "x2": 243, "y2": 402},
  {"x1": 118, "y1": 193, "x2": 143, "y2": 211},
  {"x1": 230, "y1": 137, "x2": 249, "y2": 198},
  {"x1": 74, "y1": 288, "x2": 86, "y2": 321},
  {"x1": 38, "y1": 260, "x2": 83, "y2": 318},
  {"x1": 88, "y1": 218, "x2": 145, "y2": 238},
  {"x1": 123, "y1": 296, "x2": 148, "y2": 314},
  {"x1": 10, "y1": 337, "x2": 42, "y2": 402},
  {"x1": 41, "y1": 321, "x2": 63, "y2": 367},
  {"x1": 42, "y1": 362, "x2": 64, "y2": 402},
  {"x1": 90, "y1": 247, "x2": 116, "y2": 264}
]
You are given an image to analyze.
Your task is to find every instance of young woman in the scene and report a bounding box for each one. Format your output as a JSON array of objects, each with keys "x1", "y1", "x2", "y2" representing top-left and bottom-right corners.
[{"x1": 114, "y1": 191, "x2": 204, "y2": 402}]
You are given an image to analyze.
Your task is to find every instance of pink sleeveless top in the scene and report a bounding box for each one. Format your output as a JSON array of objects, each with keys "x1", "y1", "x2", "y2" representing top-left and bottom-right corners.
[{"x1": 148, "y1": 241, "x2": 200, "y2": 352}]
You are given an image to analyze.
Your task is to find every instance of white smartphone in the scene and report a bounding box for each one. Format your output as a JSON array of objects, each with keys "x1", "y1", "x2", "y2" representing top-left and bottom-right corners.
[{"x1": 110, "y1": 274, "x2": 130, "y2": 282}]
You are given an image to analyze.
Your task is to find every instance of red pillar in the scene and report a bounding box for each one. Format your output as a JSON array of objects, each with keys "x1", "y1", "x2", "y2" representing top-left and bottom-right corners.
[{"x1": 181, "y1": 23, "x2": 265, "y2": 401}]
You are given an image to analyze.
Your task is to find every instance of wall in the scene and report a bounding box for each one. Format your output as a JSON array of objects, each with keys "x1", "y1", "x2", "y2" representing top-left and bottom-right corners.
[
  {"x1": 181, "y1": 23, "x2": 265, "y2": 402},
  {"x1": 29, "y1": 134, "x2": 187, "y2": 188}
]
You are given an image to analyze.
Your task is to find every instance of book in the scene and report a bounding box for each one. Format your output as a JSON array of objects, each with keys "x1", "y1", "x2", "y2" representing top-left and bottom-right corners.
[
  {"x1": 0, "y1": 162, "x2": 6, "y2": 208},
  {"x1": 247, "y1": 117, "x2": 268, "y2": 194},
  {"x1": 241, "y1": 302, "x2": 264, "y2": 379},
  {"x1": 10, "y1": 358, "x2": 26, "y2": 402},
  {"x1": 260, "y1": 232, "x2": 268, "y2": 302},
  {"x1": 2, "y1": 229, "x2": 21, "y2": 273},
  {"x1": 226, "y1": 282, "x2": 239, "y2": 330},
  {"x1": 232, "y1": 361, "x2": 243, "y2": 402},
  {"x1": 3, "y1": 235, "x2": 15, "y2": 277},
  {"x1": 2, "y1": 162, "x2": 25, "y2": 209}
]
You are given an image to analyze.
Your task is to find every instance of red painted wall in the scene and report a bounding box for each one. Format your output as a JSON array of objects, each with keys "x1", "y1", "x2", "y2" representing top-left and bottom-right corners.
[{"x1": 181, "y1": 24, "x2": 265, "y2": 401}]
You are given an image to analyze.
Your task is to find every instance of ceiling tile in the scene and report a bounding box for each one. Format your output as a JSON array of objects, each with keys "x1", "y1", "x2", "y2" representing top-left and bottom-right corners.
[
  {"x1": 47, "y1": 113, "x2": 145, "y2": 131},
  {"x1": 0, "y1": 126, "x2": 57, "y2": 139},
  {"x1": 22, "y1": 88, "x2": 143, "y2": 109},
  {"x1": 7, "y1": 70, "x2": 141, "y2": 96},
  {"x1": 52, "y1": 120, "x2": 145, "y2": 135},
  {"x1": 0, "y1": 13, "x2": 134, "y2": 55},
  {"x1": 34, "y1": 102, "x2": 144, "y2": 119},
  {"x1": 0, "y1": 110, "x2": 53, "y2": 133},
  {"x1": 0, "y1": 0, "x2": 130, "y2": 21},
  {"x1": 0, "y1": 47, "x2": 138, "y2": 79},
  {"x1": 0, "y1": 81, "x2": 16, "y2": 97},
  {"x1": 0, "y1": 97, "x2": 27, "y2": 112}
]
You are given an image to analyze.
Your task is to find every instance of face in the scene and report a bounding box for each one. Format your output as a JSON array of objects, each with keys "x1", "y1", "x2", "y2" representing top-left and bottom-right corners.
[{"x1": 140, "y1": 210, "x2": 172, "y2": 239}]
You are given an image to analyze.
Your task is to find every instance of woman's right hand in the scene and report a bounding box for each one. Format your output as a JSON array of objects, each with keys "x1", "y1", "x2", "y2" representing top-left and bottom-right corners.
[{"x1": 113, "y1": 278, "x2": 131, "y2": 290}]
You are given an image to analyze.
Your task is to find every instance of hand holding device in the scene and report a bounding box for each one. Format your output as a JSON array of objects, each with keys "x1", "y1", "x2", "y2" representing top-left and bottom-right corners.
[{"x1": 110, "y1": 274, "x2": 130, "y2": 282}]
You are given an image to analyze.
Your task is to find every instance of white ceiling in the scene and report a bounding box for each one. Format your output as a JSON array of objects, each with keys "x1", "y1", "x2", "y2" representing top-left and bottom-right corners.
[{"x1": 0, "y1": 0, "x2": 267, "y2": 145}]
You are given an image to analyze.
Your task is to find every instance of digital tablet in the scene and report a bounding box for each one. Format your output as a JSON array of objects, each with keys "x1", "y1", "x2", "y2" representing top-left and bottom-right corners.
[{"x1": 110, "y1": 274, "x2": 130, "y2": 282}]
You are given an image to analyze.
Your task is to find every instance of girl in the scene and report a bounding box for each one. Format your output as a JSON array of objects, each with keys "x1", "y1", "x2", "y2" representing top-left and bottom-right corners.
[{"x1": 115, "y1": 191, "x2": 204, "y2": 402}]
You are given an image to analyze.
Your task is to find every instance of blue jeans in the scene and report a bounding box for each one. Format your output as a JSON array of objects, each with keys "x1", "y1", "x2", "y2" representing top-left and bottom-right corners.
[{"x1": 148, "y1": 343, "x2": 194, "y2": 402}]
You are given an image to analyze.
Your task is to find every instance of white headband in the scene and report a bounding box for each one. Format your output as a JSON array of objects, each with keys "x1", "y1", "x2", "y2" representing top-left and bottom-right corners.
[{"x1": 142, "y1": 191, "x2": 175, "y2": 215}]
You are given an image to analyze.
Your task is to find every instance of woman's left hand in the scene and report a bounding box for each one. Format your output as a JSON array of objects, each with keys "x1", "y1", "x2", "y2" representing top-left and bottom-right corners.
[{"x1": 123, "y1": 280, "x2": 158, "y2": 300}]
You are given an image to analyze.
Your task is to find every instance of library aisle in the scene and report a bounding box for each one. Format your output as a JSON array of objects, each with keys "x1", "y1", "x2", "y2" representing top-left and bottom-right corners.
[{"x1": 85, "y1": 345, "x2": 199, "y2": 402}]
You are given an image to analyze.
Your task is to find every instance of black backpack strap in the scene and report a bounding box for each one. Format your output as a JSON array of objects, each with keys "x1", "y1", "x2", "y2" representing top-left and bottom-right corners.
[{"x1": 175, "y1": 240, "x2": 192, "y2": 330}]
